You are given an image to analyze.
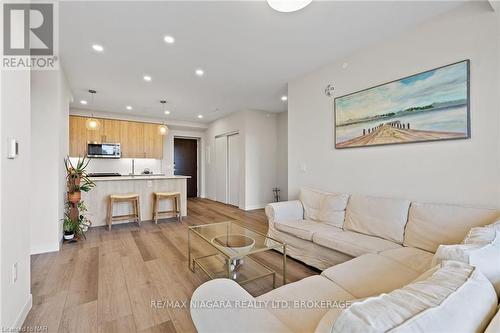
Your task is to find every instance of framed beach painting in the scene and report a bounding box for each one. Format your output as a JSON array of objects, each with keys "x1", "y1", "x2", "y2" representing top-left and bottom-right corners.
[{"x1": 334, "y1": 60, "x2": 470, "y2": 149}]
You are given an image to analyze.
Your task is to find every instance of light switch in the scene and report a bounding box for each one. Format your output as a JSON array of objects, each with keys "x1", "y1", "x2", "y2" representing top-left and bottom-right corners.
[
  {"x1": 299, "y1": 162, "x2": 307, "y2": 173},
  {"x1": 7, "y1": 138, "x2": 18, "y2": 159},
  {"x1": 147, "y1": 180, "x2": 153, "y2": 188}
]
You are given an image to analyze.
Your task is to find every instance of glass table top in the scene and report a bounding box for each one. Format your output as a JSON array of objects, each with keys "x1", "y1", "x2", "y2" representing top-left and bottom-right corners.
[{"x1": 188, "y1": 221, "x2": 284, "y2": 259}]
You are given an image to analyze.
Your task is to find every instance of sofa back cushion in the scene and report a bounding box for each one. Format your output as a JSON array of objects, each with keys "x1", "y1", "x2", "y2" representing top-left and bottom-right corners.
[
  {"x1": 344, "y1": 195, "x2": 410, "y2": 244},
  {"x1": 331, "y1": 261, "x2": 497, "y2": 333},
  {"x1": 299, "y1": 188, "x2": 349, "y2": 228},
  {"x1": 404, "y1": 202, "x2": 499, "y2": 253},
  {"x1": 433, "y1": 234, "x2": 500, "y2": 297}
]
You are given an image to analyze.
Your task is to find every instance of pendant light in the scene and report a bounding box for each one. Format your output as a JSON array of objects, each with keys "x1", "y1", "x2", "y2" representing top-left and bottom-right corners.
[
  {"x1": 85, "y1": 90, "x2": 101, "y2": 130},
  {"x1": 267, "y1": 0, "x2": 312, "y2": 13},
  {"x1": 158, "y1": 100, "x2": 169, "y2": 135}
]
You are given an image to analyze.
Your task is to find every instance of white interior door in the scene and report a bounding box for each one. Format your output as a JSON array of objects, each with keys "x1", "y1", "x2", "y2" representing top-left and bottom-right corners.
[
  {"x1": 227, "y1": 134, "x2": 240, "y2": 206},
  {"x1": 215, "y1": 136, "x2": 227, "y2": 203}
]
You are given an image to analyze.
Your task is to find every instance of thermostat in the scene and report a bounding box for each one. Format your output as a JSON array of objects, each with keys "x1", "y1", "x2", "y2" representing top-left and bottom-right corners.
[{"x1": 7, "y1": 138, "x2": 18, "y2": 159}]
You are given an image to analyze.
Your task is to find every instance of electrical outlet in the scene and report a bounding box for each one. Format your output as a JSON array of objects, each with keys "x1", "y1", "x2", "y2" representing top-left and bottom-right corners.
[
  {"x1": 12, "y1": 262, "x2": 18, "y2": 284},
  {"x1": 147, "y1": 180, "x2": 153, "y2": 188}
]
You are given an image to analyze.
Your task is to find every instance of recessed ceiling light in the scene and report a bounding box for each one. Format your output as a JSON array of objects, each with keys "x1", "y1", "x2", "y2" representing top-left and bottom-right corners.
[
  {"x1": 164, "y1": 110, "x2": 171, "y2": 115},
  {"x1": 92, "y1": 44, "x2": 104, "y2": 52},
  {"x1": 197, "y1": 114, "x2": 204, "y2": 119},
  {"x1": 126, "y1": 105, "x2": 133, "y2": 110},
  {"x1": 281, "y1": 95, "x2": 288, "y2": 101},
  {"x1": 267, "y1": 0, "x2": 312, "y2": 12},
  {"x1": 80, "y1": 100, "x2": 88, "y2": 105},
  {"x1": 195, "y1": 69, "x2": 204, "y2": 76},
  {"x1": 143, "y1": 75, "x2": 152, "y2": 82},
  {"x1": 164, "y1": 35, "x2": 175, "y2": 44}
]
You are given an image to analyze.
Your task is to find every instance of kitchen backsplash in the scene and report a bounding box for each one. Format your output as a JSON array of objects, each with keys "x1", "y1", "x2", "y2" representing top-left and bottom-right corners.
[{"x1": 69, "y1": 157, "x2": 163, "y2": 175}]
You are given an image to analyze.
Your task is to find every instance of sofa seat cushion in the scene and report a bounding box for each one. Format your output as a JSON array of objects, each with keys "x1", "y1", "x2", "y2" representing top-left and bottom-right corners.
[
  {"x1": 404, "y1": 202, "x2": 499, "y2": 253},
  {"x1": 344, "y1": 194, "x2": 410, "y2": 244},
  {"x1": 321, "y1": 253, "x2": 421, "y2": 299},
  {"x1": 312, "y1": 229, "x2": 401, "y2": 257},
  {"x1": 379, "y1": 247, "x2": 433, "y2": 273},
  {"x1": 332, "y1": 261, "x2": 498, "y2": 333},
  {"x1": 257, "y1": 275, "x2": 354, "y2": 333},
  {"x1": 274, "y1": 219, "x2": 341, "y2": 241},
  {"x1": 300, "y1": 188, "x2": 349, "y2": 228}
]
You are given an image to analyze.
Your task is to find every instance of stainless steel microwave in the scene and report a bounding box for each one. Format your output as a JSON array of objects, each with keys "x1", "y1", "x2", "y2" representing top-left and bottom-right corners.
[{"x1": 87, "y1": 143, "x2": 121, "y2": 158}]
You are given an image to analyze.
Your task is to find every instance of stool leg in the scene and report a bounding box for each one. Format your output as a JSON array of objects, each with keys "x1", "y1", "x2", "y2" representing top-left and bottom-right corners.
[
  {"x1": 107, "y1": 198, "x2": 112, "y2": 231},
  {"x1": 154, "y1": 196, "x2": 159, "y2": 224},
  {"x1": 152, "y1": 194, "x2": 156, "y2": 223},
  {"x1": 176, "y1": 195, "x2": 181, "y2": 222},
  {"x1": 136, "y1": 197, "x2": 141, "y2": 226}
]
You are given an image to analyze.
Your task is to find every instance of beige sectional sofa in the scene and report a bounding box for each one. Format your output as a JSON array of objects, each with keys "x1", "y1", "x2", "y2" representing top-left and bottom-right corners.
[
  {"x1": 266, "y1": 188, "x2": 499, "y2": 270},
  {"x1": 190, "y1": 188, "x2": 500, "y2": 332}
]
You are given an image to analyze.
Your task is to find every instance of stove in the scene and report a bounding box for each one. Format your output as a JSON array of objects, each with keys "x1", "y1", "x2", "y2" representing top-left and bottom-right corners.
[{"x1": 87, "y1": 172, "x2": 121, "y2": 177}]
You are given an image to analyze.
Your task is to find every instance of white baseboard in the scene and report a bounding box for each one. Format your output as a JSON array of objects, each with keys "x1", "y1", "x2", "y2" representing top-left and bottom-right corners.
[
  {"x1": 243, "y1": 204, "x2": 266, "y2": 211},
  {"x1": 30, "y1": 242, "x2": 60, "y2": 255},
  {"x1": 12, "y1": 293, "x2": 32, "y2": 329}
]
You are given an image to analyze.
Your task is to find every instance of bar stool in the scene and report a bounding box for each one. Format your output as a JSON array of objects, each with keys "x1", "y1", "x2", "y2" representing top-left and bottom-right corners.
[
  {"x1": 107, "y1": 193, "x2": 141, "y2": 231},
  {"x1": 152, "y1": 192, "x2": 181, "y2": 224}
]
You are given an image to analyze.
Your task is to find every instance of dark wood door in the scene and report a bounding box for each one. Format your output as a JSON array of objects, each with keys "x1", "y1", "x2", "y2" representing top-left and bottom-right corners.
[{"x1": 174, "y1": 138, "x2": 198, "y2": 197}]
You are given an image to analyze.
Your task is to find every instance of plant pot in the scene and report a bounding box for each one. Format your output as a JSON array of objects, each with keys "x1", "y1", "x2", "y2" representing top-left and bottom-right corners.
[
  {"x1": 63, "y1": 231, "x2": 74, "y2": 240},
  {"x1": 68, "y1": 191, "x2": 81, "y2": 203}
]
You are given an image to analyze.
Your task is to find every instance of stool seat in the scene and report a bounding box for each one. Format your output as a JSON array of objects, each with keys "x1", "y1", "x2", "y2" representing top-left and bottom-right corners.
[
  {"x1": 155, "y1": 191, "x2": 180, "y2": 197},
  {"x1": 110, "y1": 193, "x2": 139, "y2": 200},
  {"x1": 107, "y1": 193, "x2": 141, "y2": 231},
  {"x1": 152, "y1": 191, "x2": 181, "y2": 224}
]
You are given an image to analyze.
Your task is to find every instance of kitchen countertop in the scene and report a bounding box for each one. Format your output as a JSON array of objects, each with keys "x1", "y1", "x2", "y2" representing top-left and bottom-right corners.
[{"x1": 89, "y1": 175, "x2": 191, "y2": 181}]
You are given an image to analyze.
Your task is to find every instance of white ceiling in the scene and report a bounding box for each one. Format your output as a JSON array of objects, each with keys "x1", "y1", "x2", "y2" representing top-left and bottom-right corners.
[{"x1": 60, "y1": 1, "x2": 465, "y2": 123}]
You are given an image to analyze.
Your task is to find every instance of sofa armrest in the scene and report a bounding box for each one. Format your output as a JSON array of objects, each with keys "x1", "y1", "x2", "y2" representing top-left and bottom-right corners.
[
  {"x1": 265, "y1": 200, "x2": 304, "y2": 228},
  {"x1": 190, "y1": 279, "x2": 291, "y2": 333}
]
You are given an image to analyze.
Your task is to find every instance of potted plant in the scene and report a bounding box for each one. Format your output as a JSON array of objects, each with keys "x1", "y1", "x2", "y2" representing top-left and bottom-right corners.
[
  {"x1": 65, "y1": 156, "x2": 95, "y2": 203},
  {"x1": 67, "y1": 186, "x2": 82, "y2": 203},
  {"x1": 62, "y1": 215, "x2": 75, "y2": 240},
  {"x1": 65, "y1": 156, "x2": 91, "y2": 182},
  {"x1": 63, "y1": 156, "x2": 95, "y2": 241}
]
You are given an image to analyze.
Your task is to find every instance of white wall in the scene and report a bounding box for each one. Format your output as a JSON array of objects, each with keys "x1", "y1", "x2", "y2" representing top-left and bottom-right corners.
[
  {"x1": 1, "y1": 69, "x2": 32, "y2": 328},
  {"x1": 205, "y1": 110, "x2": 279, "y2": 210},
  {"x1": 244, "y1": 111, "x2": 278, "y2": 209},
  {"x1": 30, "y1": 69, "x2": 72, "y2": 254},
  {"x1": 276, "y1": 111, "x2": 288, "y2": 201},
  {"x1": 288, "y1": 2, "x2": 500, "y2": 208}
]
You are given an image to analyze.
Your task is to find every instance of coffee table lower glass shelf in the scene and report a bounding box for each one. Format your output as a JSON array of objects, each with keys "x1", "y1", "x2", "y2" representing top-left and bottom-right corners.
[{"x1": 188, "y1": 221, "x2": 287, "y2": 288}]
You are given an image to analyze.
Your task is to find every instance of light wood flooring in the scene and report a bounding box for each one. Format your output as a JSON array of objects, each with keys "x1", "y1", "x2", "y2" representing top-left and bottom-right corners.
[{"x1": 23, "y1": 198, "x2": 317, "y2": 333}]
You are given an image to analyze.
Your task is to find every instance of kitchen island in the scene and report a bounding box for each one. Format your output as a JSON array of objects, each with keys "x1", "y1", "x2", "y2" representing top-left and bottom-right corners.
[{"x1": 83, "y1": 175, "x2": 190, "y2": 227}]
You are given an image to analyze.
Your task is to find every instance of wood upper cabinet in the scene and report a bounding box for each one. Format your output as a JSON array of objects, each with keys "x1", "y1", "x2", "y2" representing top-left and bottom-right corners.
[
  {"x1": 69, "y1": 116, "x2": 87, "y2": 157},
  {"x1": 143, "y1": 123, "x2": 164, "y2": 159},
  {"x1": 102, "y1": 119, "x2": 121, "y2": 143},
  {"x1": 86, "y1": 123, "x2": 104, "y2": 144},
  {"x1": 120, "y1": 121, "x2": 144, "y2": 158},
  {"x1": 69, "y1": 115, "x2": 163, "y2": 159}
]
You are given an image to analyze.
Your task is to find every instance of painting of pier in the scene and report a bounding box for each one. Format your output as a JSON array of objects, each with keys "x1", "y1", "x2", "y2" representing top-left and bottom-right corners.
[{"x1": 334, "y1": 60, "x2": 470, "y2": 149}]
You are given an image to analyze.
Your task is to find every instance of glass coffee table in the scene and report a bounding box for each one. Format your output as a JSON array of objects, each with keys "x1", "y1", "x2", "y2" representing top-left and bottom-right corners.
[{"x1": 188, "y1": 221, "x2": 286, "y2": 288}]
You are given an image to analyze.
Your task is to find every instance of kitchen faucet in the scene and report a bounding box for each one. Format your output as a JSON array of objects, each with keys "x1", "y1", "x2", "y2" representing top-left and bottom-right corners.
[{"x1": 130, "y1": 159, "x2": 135, "y2": 175}]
